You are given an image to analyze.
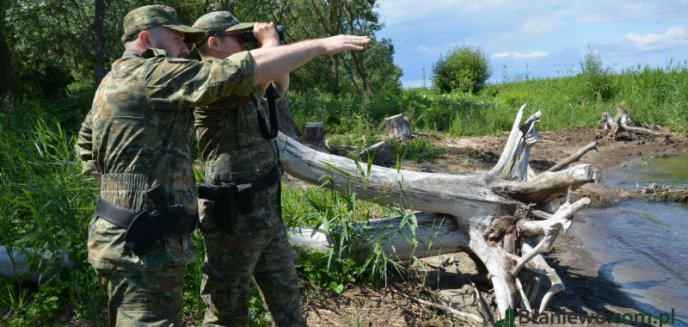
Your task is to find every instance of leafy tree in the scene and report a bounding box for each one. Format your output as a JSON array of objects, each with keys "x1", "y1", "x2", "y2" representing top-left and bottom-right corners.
[
  {"x1": 433, "y1": 45, "x2": 491, "y2": 93},
  {"x1": 2, "y1": 0, "x2": 400, "y2": 114}
]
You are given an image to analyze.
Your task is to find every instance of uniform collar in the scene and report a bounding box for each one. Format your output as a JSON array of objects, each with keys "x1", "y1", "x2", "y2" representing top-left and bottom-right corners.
[{"x1": 121, "y1": 48, "x2": 168, "y2": 59}]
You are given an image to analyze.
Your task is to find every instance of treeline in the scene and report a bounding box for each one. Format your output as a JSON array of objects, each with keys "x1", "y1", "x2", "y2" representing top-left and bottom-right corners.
[{"x1": 0, "y1": 0, "x2": 401, "y2": 126}]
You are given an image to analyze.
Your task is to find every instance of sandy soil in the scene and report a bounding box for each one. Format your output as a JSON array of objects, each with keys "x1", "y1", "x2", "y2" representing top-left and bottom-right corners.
[{"x1": 300, "y1": 128, "x2": 688, "y2": 326}]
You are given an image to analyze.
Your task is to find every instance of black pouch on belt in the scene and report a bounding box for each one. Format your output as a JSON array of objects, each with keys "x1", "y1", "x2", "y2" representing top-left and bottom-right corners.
[
  {"x1": 124, "y1": 205, "x2": 187, "y2": 256},
  {"x1": 197, "y1": 182, "x2": 254, "y2": 231},
  {"x1": 123, "y1": 186, "x2": 192, "y2": 256}
]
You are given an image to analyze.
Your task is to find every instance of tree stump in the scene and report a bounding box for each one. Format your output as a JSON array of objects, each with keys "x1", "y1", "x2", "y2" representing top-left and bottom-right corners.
[
  {"x1": 359, "y1": 141, "x2": 394, "y2": 164},
  {"x1": 385, "y1": 114, "x2": 413, "y2": 142},
  {"x1": 303, "y1": 122, "x2": 325, "y2": 150}
]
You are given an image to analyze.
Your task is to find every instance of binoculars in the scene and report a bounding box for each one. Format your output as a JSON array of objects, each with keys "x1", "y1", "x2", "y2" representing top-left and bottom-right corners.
[{"x1": 236, "y1": 25, "x2": 285, "y2": 44}]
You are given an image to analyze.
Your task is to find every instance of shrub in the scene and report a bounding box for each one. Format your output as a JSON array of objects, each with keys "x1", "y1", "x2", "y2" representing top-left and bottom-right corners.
[
  {"x1": 578, "y1": 47, "x2": 614, "y2": 101},
  {"x1": 432, "y1": 45, "x2": 491, "y2": 93}
]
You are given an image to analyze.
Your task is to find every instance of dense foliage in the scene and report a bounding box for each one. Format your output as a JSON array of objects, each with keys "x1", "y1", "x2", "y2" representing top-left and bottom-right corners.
[
  {"x1": 432, "y1": 45, "x2": 491, "y2": 94},
  {"x1": 0, "y1": 0, "x2": 400, "y2": 119}
]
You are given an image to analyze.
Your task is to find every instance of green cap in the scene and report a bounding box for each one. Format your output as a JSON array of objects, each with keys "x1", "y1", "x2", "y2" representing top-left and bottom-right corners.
[
  {"x1": 122, "y1": 5, "x2": 206, "y2": 43},
  {"x1": 192, "y1": 11, "x2": 255, "y2": 36}
]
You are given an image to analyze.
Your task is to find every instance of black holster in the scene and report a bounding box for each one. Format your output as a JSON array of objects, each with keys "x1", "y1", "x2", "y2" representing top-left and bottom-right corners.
[
  {"x1": 198, "y1": 182, "x2": 255, "y2": 220},
  {"x1": 124, "y1": 205, "x2": 196, "y2": 256},
  {"x1": 197, "y1": 167, "x2": 281, "y2": 231},
  {"x1": 95, "y1": 189, "x2": 197, "y2": 256}
]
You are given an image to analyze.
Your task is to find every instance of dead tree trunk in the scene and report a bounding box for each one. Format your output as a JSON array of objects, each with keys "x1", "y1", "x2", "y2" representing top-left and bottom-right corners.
[
  {"x1": 277, "y1": 104, "x2": 597, "y2": 318},
  {"x1": 385, "y1": 114, "x2": 413, "y2": 142},
  {"x1": 303, "y1": 122, "x2": 325, "y2": 149}
]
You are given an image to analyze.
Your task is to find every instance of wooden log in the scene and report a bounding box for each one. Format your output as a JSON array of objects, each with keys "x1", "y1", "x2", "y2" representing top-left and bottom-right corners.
[
  {"x1": 385, "y1": 114, "x2": 413, "y2": 142},
  {"x1": 303, "y1": 122, "x2": 325, "y2": 149},
  {"x1": 1, "y1": 247, "x2": 71, "y2": 281}
]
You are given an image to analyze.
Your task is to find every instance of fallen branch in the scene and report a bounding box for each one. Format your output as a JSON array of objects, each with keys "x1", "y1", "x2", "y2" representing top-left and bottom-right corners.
[
  {"x1": 390, "y1": 287, "x2": 484, "y2": 325},
  {"x1": 599, "y1": 106, "x2": 667, "y2": 140},
  {"x1": 547, "y1": 141, "x2": 599, "y2": 172}
]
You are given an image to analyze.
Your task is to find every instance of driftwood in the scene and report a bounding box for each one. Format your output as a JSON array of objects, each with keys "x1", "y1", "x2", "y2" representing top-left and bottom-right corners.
[
  {"x1": 547, "y1": 141, "x2": 599, "y2": 172},
  {"x1": 599, "y1": 106, "x2": 665, "y2": 140},
  {"x1": 278, "y1": 104, "x2": 596, "y2": 318}
]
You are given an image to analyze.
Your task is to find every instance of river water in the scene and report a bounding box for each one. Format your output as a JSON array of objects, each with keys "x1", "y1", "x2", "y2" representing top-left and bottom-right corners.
[{"x1": 573, "y1": 153, "x2": 688, "y2": 325}]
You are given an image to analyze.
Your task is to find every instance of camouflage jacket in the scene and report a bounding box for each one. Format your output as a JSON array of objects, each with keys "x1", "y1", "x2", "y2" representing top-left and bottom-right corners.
[
  {"x1": 194, "y1": 60, "x2": 283, "y2": 184},
  {"x1": 77, "y1": 48, "x2": 255, "y2": 269}
]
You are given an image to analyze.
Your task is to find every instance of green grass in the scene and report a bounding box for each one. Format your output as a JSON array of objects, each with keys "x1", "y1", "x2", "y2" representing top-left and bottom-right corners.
[
  {"x1": 0, "y1": 114, "x2": 105, "y2": 325},
  {"x1": 288, "y1": 63, "x2": 688, "y2": 137}
]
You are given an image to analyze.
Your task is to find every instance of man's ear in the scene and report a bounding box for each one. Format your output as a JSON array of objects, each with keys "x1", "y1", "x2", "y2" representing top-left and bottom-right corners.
[
  {"x1": 207, "y1": 36, "x2": 218, "y2": 50},
  {"x1": 139, "y1": 30, "x2": 151, "y2": 47}
]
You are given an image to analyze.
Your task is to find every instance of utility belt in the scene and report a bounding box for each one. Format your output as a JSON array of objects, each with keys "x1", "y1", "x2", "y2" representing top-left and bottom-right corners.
[
  {"x1": 95, "y1": 186, "x2": 197, "y2": 256},
  {"x1": 197, "y1": 166, "x2": 281, "y2": 230}
]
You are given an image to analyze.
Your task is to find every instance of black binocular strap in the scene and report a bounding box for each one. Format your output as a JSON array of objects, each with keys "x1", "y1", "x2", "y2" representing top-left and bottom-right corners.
[{"x1": 257, "y1": 84, "x2": 279, "y2": 140}]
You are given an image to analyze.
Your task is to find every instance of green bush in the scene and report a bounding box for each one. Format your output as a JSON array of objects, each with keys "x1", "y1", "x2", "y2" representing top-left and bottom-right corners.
[
  {"x1": 578, "y1": 47, "x2": 614, "y2": 101},
  {"x1": 432, "y1": 45, "x2": 491, "y2": 93}
]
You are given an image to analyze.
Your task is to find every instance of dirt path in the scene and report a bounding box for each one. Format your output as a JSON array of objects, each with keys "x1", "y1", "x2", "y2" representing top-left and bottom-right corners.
[{"x1": 302, "y1": 128, "x2": 688, "y2": 326}]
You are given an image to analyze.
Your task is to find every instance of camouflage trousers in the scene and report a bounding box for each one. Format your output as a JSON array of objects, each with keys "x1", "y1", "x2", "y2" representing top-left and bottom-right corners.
[
  {"x1": 198, "y1": 183, "x2": 305, "y2": 326},
  {"x1": 88, "y1": 213, "x2": 196, "y2": 327},
  {"x1": 94, "y1": 264, "x2": 186, "y2": 327}
]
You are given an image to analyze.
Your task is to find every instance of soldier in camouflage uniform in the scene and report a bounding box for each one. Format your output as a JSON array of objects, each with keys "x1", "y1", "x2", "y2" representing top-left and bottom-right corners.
[
  {"x1": 191, "y1": 12, "x2": 302, "y2": 326},
  {"x1": 77, "y1": 4, "x2": 370, "y2": 326}
]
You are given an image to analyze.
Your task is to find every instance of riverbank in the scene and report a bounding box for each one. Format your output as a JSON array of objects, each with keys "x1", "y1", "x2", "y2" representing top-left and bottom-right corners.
[{"x1": 299, "y1": 128, "x2": 688, "y2": 326}]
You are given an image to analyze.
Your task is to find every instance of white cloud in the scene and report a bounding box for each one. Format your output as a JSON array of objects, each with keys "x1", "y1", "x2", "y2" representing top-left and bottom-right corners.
[
  {"x1": 416, "y1": 45, "x2": 435, "y2": 52},
  {"x1": 623, "y1": 26, "x2": 688, "y2": 50},
  {"x1": 416, "y1": 42, "x2": 467, "y2": 54},
  {"x1": 493, "y1": 51, "x2": 551, "y2": 59},
  {"x1": 521, "y1": 14, "x2": 567, "y2": 35}
]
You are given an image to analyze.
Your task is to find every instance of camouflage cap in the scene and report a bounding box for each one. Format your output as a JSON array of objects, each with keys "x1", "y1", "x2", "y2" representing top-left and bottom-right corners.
[
  {"x1": 122, "y1": 5, "x2": 206, "y2": 44},
  {"x1": 192, "y1": 11, "x2": 255, "y2": 36}
]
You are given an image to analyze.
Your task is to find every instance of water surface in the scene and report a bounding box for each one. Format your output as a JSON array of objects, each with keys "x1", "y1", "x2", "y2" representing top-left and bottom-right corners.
[{"x1": 574, "y1": 153, "x2": 688, "y2": 326}]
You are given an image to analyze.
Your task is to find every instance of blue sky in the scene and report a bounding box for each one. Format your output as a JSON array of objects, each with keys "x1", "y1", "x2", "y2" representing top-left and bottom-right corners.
[{"x1": 375, "y1": 0, "x2": 688, "y2": 88}]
